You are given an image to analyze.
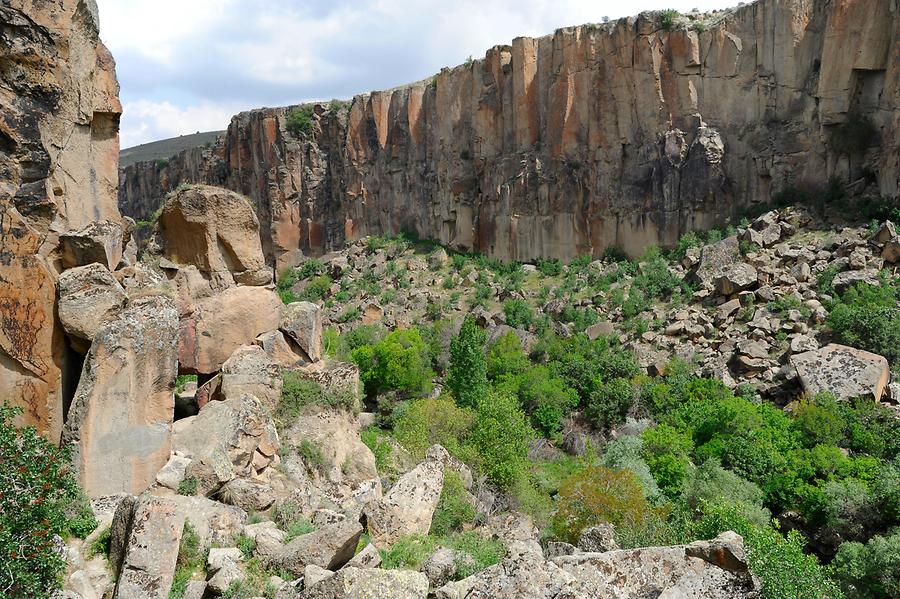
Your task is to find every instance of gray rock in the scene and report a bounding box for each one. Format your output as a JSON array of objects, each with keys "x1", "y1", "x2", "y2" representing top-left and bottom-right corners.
[
  {"x1": 221, "y1": 345, "x2": 283, "y2": 411},
  {"x1": 577, "y1": 524, "x2": 619, "y2": 553},
  {"x1": 714, "y1": 263, "x2": 758, "y2": 296},
  {"x1": 792, "y1": 344, "x2": 891, "y2": 402},
  {"x1": 281, "y1": 301, "x2": 324, "y2": 362},
  {"x1": 344, "y1": 544, "x2": 381, "y2": 569},
  {"x1": 272, "y1": 519, "x2": 363, "y2": 576},
  {"x1": 57, "y1": 263, "x2": 127, "y2": 354},
  {"x1": 303, "y1": 568, "x2": 428, "y2": 599},
  {"x1": 59, "y1": 220, "x2": 129, "y2": 271},
  {"x1": 832, "y1": 269, "x2": 880, "y2": 293}
]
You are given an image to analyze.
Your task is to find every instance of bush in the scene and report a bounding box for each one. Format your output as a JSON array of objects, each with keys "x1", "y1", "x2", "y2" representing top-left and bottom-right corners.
[
  {"x1": 352, "y1": 328, "x2": 434, "y2": 397},
  {"x1": 832, "y1": 530, "x2": 900, "y2": 599},
  {"x1": 537, "y1": 259, "x2": 563, "y2": 277},
  {"x1": 641, "y1": 424, "x2": 693, "y2": 497},
  {"x1": 444, "y1": 531, "x2": 506, "y2": 579},
  {"x1": 468, "y1": 392, "x2": 534, "y2": 489},
  {"x1": 499, "y1": 366, "x2": 578, "y2": 437},
  {"x1": 298, "y1": 274, "x2": 332, "y2": 301},
  {"x1": 828, "y1": 281, "x2": 900, "y2": 367},
  {"x1": 586, "y1": 378, "x2": 635, "y2": 430},
  {"x1": 447, "y1": 316, "x2": 489, "y2": 409},
  {"x1": 486, "y1": 332, "x2": 529, "y2": 381},
  {"x1": 276, "y1": 373, "x2": 357, "y2": 428},
  {"x1": 430, "y1": 472, "x2": 476, "y2": 537},
  {"x1": 601, "y1": 436, "x2": 661, "y2": 500},
  {"x1": 169, "y1": 522, "x2": 204, "y2": 599},
  {"x1": 503, "y1": 300, "x2": 534, "y2": 329},
  {"x1": 286, "y1": 105, "x2": 315, "y2": 136},
  {"x1": 792, "y1": 393, "x2": 845, "y2": 448},
  {"x1": 380, "y1": 534, "x2": 437, "y2": 570},
  {"x1": 177, "y1": 476, "x2": 199, "y2": 496},
  {"x1": 394, "y1": 397, "x2": 475, "y2": 461},
  {"x1": 659, "y1": 9, "x2": 680, "y2": 30},
  {"x1": 0, "y1": 403, "x2": 86, "y2": 596},
  {"x1": 682, "y1": 459, "x2": 770, "y2": 527},
  {"x1": 551, "y1": 465, "x2": 654, "y2": 544}
]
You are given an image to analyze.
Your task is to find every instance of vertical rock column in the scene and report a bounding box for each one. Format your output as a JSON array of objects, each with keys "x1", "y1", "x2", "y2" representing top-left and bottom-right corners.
[{"x1": 62, "y1": 295, "x2": 179, "y2": 496}]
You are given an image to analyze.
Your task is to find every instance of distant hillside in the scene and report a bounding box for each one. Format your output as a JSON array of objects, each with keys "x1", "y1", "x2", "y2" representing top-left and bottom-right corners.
[{"x1": 119, "y1": 131, "x2": 224, "y2": 168}]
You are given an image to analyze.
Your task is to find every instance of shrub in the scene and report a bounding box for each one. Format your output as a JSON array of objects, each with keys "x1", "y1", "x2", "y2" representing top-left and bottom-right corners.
[
  {"x1": 444, "y1": 531, "x2": 506, "y2": 579},
  {"x1": 380, "y1": 534, "x2": 437, "y2": 570},
  {"x1": 430, "y1": 472, "x2": 476, "y2": 537},
  {"x1": 503, "y1": 300, "x2": 534, "y2": 329},
  {"x1": 169, "y1": 522, "x2": 204, "y2": 599},
  {"x1": 537, "y1": 259, "x2": 563, "y2": 277},
  {"x1": 601, "y1": 436, "x2": 661, "y2": 500},
  {"x1": 283, "y1": 516, "x2": 315, "y2": 543},
  {"x1": 586, "y1": 378, "x2": 635, "y2": 430},
  {"x1": 682, "y1": 459, "x2": 771, "y2": 527},
  {"x1": 295, "y1": 439, "x2": 329, "y2": 475},
  {"x1": 394, "y1": 397, "x2": 475, "y2": 461},
  {"x1": 298, "y1": 274, "x2": 332, "y2": 301},
  {"x1": 468, "y1": 391, "x2": 534, "y2": 488},
  {"x1": 641, "y1": 424, "x2": 694, "y2": 497},
  {"x1": 352, "y1": 328, "x2": 434, "y2": 397},
  {"x1": 792, "y1": 393, "x2": 845, "y2": 448},
  {"x1": 832, "y1": 530, "x2": 900, "y2": 599},
  {"x1": 177, "y1": 476, "x2": 199, "y2": 496},
  {"x1": 486, "y1": 332, "x2": 529, "y2": 381},
  {"x1": 277, "y1": 373, "x2": 357, "y2": 428},
  {"x1": 286, "y1": 105, "x2": 315, "y2": 136},
  {"x1": 360, "y1": 427, "x2": 393, "y2": 473},
  {"x1": 0, "y1": 403, "x2": 87, "y2": 596},
  {"x1": 551, "y1": 465, "x2": 654, "y2": 544},
  {"x1": 500, "y1": 366, "x2": 579, "y2": 437},
  {"x1": 337, "y1": 306, "x2": 362, "y2": 323},
  {"x1": 447, "y1": 316, "x2": 489, "y2": 409},
  {"x1": 660, "y1": 9, "x2": 680, "y2": 30},
  {"x1": 828, "y1": 281, "x2": 900, "y2": 367}
]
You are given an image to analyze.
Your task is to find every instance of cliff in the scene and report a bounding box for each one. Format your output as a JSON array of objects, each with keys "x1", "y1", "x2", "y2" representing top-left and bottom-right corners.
[
  {"x1": 1, "y1": 0, "x2": 122, "y2": 436},
  {"x1": 119, "y1": 0, "x2": 899, "y2": 270}
]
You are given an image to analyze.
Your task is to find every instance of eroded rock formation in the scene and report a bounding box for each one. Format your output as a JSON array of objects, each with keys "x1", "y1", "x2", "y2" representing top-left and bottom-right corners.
[
  {"x1": 1, "y1": 0, "x2": 122, "y2": 436},
  {"x1": 119, "y1": 0, "x2": 899, "y2": 271}
]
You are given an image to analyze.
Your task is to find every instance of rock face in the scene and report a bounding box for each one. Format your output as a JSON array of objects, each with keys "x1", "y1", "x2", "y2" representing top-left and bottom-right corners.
[
  {"x1": 792, "y1": 343, "x2": 891, "y2": 402},
  {"x1": 61, "y1": 295, "x2": 179, "y2": 496},
  {"x1": 1, "y1": 0, "x2": 122, "y2": 436},
  {"x1": 436, "y1": 532, "x2": 757, "y2": 598},
  {"x1": 119, "y1": 0, "x2": 898, "y2": 269},
  {"x1": 303, "y1": 567, "x2": 429, "y2": 599},
  {"x1": 364, "y1": 445, "x2": 447, "y2": 548},
  {"x1": 57, "y1": 263, "x2": 128, "y2": 354},
  {"x1": 271, "y1": 519, "x2": 363, "y2": 575},
  {"x1": 154, "y1": 185, "x2": 270, "y2": 286}
]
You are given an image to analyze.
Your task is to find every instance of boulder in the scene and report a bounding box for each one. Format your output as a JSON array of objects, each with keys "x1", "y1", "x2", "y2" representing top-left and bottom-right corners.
[
  {"x1": 714, "y1": 263, "x2": 758, "y2": 296},
  {"x1": 364, "y1": 445, "x2": 448, "y2": 548},
  {"x1": 256, "y1": 330, "x2": 308, "y2": 369},
  {"x1": 281, "y1": 301, "x2": 323, "y2": 362},
  {"x1": 303, "y1": 568, "x2": 428, "y2": 599},
  {"x1": 271, "y1": 519, "x2": 363, "y2": 575},
  {"x1": 174, "y1": 394, "x2": 280, "y2": 494},
  {"x1": 585, "y1": 321, "x2": 615, "y2": 340},
  {"x1": 221, "y1": 345, "x2": 283, "y2": 410},
  {"x1": 59, "y1": 220, "x2": 129, "y2": 271},
  {"x1": 167, "y1": 495, "x2": 247, "y2": 547},
  {"x1": 156, "y1": 185, "x2": 271, "y2": 285},
  {"x1": 110, "y1": 496, "x2": 185, "y2": 599},
  {"x1": 219, "y1": 478, "x2": 277, "y2": 512},
  {"x1": 344, "y1": 544, "x2": 382, "y2": 569},
  {"x1": 689, "y1": 236, "x2": 741, "y2": 288},
  {"x1": 57, "y1": 263, "x2": 128, "y2": 353},
  {"x1": 155, "y1": 454, "x2": 192, "y2": 490},
  {"x1": 61, "y1": 295, "x2": 178, "y2": 496},
  {"x1": 577, "y1": 524, "x2": 619, "y2": 553},
  {"x1": 422, "y1": 547, "x2": 476, "y2": 588},
  {"x1": 179, "y1": 286, "x2": 283, "y2": 374},
  {"x1": 791, "y1": 344, "x2": 891, "y2": 402},
  {"x1": 832, "y1": 269, "x2": 880, "y2": 293}
]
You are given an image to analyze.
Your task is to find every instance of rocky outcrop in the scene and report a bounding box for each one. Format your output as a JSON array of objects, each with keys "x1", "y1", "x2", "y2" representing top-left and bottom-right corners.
[
  {"x1": 57, "y1": 263, "x2": 128, "y2": 354},
  {"x1": 271, "y1": 518, "x2": 363, "y2": 575},
  {"x1": 119, "y1": 0, "x2": 899, "y2": 270},
  {"x1": 792, "y1": 343, "x2": 891, "y2": 402},
  {"x1": 61, "y1": 295, "x2": 179, "y2": 496},
  {"x1": 2, "y1": 0, "x2": 122, "y2": 437},
  {"x1": 303, "y1": 568, "x2": 429, "y2": 599}
]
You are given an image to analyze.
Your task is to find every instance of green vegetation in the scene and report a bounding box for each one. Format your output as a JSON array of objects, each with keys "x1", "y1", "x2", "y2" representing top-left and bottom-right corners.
[
  {"x1": 827, "y1": 279, "x2": 900, "y2": 367},
  {"x1": 660, "y1": 9, "x2": 680, "y2": 30},
  {"x1": 1, "y1": 403, "x2": 96, "y2": 597},
  {"x1": 430, "y1": 472, "x2": 476, "y2": 536},
  {"x1": 276, "y1": 373, "x2": 357, "y2": 429},
  {"x1": 447, "y1": 316, "x2": 489, "y2": 409},
  {"x1": 169, "y1": 522, "x2": 203, "y2": 599},
  {"x1": 380, "y1": 532, "x2": 505, "y2": 579},
  {"x1": 286, "y1": 105, "x2": 316, "y2": 136},
  {"x1": 352, "y1": 328, "x2": 434, "y2": 398},
  {"x1": 177, "y1": 476, "x2": 199, "y2": 496}
]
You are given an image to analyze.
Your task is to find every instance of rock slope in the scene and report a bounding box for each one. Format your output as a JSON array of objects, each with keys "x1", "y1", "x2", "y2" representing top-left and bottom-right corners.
[{"x1": 120, "y1": 0, "x2": 899, "y2": 270}]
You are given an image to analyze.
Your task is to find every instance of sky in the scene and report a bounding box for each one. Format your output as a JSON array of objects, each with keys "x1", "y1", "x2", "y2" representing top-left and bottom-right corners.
[{"x1": 96, "y1": 0, "x2": 737, "y2": 149}]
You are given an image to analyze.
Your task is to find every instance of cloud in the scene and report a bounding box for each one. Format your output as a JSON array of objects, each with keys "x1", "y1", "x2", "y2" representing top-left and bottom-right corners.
[{"x1": 96, "y1": 0, "x2": 736, "y2": 147}]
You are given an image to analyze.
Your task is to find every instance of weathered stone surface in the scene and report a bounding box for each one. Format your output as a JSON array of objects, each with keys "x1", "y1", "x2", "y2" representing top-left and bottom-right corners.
[
  {"x1": 155, "y1": 185, "x2": 270, "y2": 285},
  {"x1": 281, "y1": 301, "x2": 323, "y2": 362},
  {"x1": 303, "y1": 567, "x2": 429, "y2": 599},
  {"x1": 344, "y1": 544, "x2": 381, "y2": 569},
  {"x1": 119, "y1": 1, "x2": 899, "y2": 268},
  {"x1": 110, "y1": 496, "x2": 184, "y2": 599},
  {"x1": 167, "y1": 495, "x2": 247, "y2": 547},
  {"x1": 155, "y1": 454, "x2": 191, "y2": 490},
  {"x1": 423, "y1": 548, "x2": 475, "y2": 588},
  {"x1": 271, "y1": 519, "x2": 363, "y2": 575},
  {"x1": 179, "y1": 286, "x2": 283, "y2": 374},
  {"x1": 221, "y1": 344, "x2": 283, "y2": 410},
  {"x1": 57, "y1": 263, "x2": 127, "y2": 353},
  {"x1": 62, "y1": 295, "x2": 179, "y2": 496},
  {"x1": 364, "y1": 445, "x2": 447, "y2": 548},
  {"x1": 690, "y1": 237, "x2": 742, "y2": 288},
  {"x1": 219, "y1": 477, "x2": 277, "y2": 512},
  {"x1": 174, "y1": 394, "x2": 279, "y2": 494},
  {"x1": 714, "y1": 263, "x2": 758, "y2": 296},
  {"x1": 437, "y1": 532, "x2": 756, "y2": 598},
  {"x1": 792, "y1": 343, "x2": 891, "y2": 402},
  {"x1": 59, "y1": 220, "x2": 129, "y2": 271},
  {"x1": 577, "y1": 524, "x2": 619, "y2": 553},
  {"x1": 2, "y1": 0, "x2": 123, "y2": 431},
  {"x1": 255, "y1": 330, "x2": 308, "y2": 369},
  {"x1": 832, "y1": 269, "x2": 881, "y2": 293}
]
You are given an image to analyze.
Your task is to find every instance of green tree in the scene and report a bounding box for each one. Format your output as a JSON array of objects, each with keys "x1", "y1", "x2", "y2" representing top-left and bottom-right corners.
[
  {"x1": 1, "y1": 403, "x2": 91, "y2": 596},
  {"x1": 499, "y1": 366, "x2": 578, "y2": 437},
  {"x1": 486, "y1": 332, "x2": 529, "y2": 381},
  {"x1": 832, "y1": 530, "x2": 900, "y2": 599},
  {"x1": 351, "y1": 328, "x2": 433, "y2": 397},
  {"x1": 468, "y1": 391, "x2": 534, "y2": 488},
  {"x1": 447, "y1": 316, "x2": 489, "y2": 408}
]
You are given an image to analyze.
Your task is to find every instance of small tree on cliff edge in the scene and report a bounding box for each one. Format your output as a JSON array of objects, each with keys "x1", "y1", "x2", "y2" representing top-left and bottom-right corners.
[
  {"x1": 447, "y1": 315, "x2": 489, "y2": 409},
  {"x1": 0, "y1": 403, "x2": 91, "y2": 596}
]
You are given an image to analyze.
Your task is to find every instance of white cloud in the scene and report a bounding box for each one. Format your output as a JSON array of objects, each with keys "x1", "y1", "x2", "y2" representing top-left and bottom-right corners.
[{"x1": 97, "y1": 0, "x2": 738, "y2": 147}]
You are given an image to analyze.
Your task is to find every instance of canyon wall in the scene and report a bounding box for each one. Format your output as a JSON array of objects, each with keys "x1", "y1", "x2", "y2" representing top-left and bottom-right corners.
[
  {"x1": 119, "y1": 0, "x2": 899, "y2": 270},
  {"x1": 1, "y1": 0, "x2": 122, "y2": 436}
]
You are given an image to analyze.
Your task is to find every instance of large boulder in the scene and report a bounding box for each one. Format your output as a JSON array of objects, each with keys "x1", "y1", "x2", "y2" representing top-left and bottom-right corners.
[
  {"x1": 174, "y1": 394, "x2": 280, "y2": 495},
  {"x1": 221, "y1": 344, "x2": 283, "y2": 410},
  {"x1": 57, "y1": 263, "x2": 127, "y2": 354},
  {"x1": 688, "y1": 236, "x2": 742, "y2": 289},
  {"x1": 110, "y1": 496, "x2": 185, "y2": 599},
  {"x1": 436, "y1": 532, "x2": 757, "y2": 598},
  {"x1": 155, "y1": 185, "x2": 271, "y2": 286},
  {"x1": 59, "y1": 220, "x2": 129, "y2": 271},
  {"x1": 270, "y1": 518, "x2": 363, "y2": 575},
  {"x1": 281, "y1": 301, "x2": 323, "y2": 362},
  {"x1": 179, "y1": 286, "x2": 283, "y2": 374},
  {"x1": 791, "y1": 343, "x2": 891, "y2": 402},
  {"x1": 364, "y1": 445, "x2": 448, "y2": 548},
  {"x1": 714, "y1": 263, "x2": 758, "y2": 296},
  {"x1": 62, "y1": 295, "x2": 179, "y2": 496},
  {"x1": 303, "y1": 567, "x2": 428, "y2": 599}
]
